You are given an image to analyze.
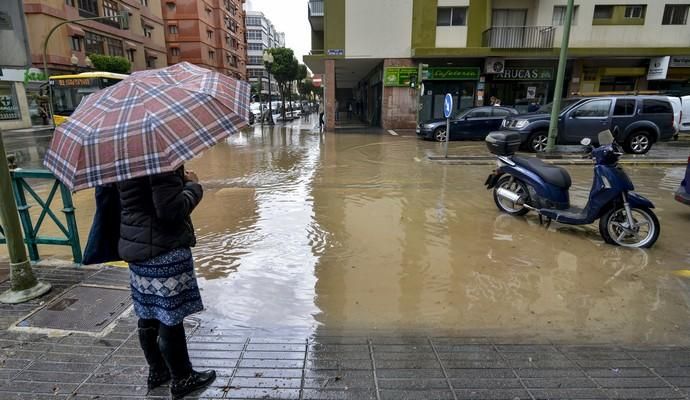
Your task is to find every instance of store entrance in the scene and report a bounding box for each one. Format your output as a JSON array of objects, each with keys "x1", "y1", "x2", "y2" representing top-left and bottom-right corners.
[
  {"x1": 485, "y1": 81, "x2": 551, "y2": 113},
  {"x1": 420, "y1": 80, "x2": 476, "y2": 122}
]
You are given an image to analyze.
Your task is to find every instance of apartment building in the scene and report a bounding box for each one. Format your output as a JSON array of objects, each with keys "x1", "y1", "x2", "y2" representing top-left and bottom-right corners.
[
  {"x1": 162, "y1": 0, "x2": 247, "y2": 79},
  {"x1": 245, "y1": 11, "x2": 285, "y2": 95},
  {"x1": 24, "y1": 0, "x2": 167, "y2": 74},
  {"x1": 305, "y1": 0, "x2": 690, "y2": 130}
]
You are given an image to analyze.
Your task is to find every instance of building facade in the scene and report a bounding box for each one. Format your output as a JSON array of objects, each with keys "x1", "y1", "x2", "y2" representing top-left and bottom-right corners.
[
  {"x1": 1, "y1": 0, "x2": 33, "y2": 130},
  {"x1": 245, "y1": 10, "x2": 285, "y2": 96},
  {"x1": 24, "y1": 0, "x2": 167, "y2": 74},
  {"x1": 162, "y1": 0, "x2": 247, "y2": 79},
  {"x1": 305, "y1": 0, "x2": 690, "y2": 130}
]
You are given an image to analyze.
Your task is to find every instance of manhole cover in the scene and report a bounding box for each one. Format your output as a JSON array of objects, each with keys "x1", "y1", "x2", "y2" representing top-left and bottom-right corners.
[{"x1": 17, "y1": 285, "x2": 131, "y2": 333}]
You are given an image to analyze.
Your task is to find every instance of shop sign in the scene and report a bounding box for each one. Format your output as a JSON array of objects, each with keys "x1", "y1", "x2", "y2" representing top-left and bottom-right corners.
[
  {"x1": 493, "y1": 67, "x2": 554, "y2": 81},
  {"x1": 426, "y1": 67, "x2": 480, "y2": 81},
  {"x1": 384, "y1": 67, "x2": 417, "y2": 87},
  {"x1": 648, "y1": 56, "x2": 670, "y2": 80},
  {"x1": 670, "y1": 56, "x2": 690, "y2": 68},
  {"x1": 24, "y1": 68, "x2": 47, "y2": 83}
]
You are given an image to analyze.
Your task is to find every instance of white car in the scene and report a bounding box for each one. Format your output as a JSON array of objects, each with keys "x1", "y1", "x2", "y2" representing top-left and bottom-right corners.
[
  {"x1": 681, "y1": 95, "x2": 690, "y2": 133},
  {"x1": 667, "y1": 96, "x2": 682, "y2": 138}
]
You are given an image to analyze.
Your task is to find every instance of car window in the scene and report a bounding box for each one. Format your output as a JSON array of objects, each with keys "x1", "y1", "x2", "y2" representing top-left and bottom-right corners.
[
  {"x1": 641, "y1": 99, "x2": 673, "y2": 114},
  {"x1": 613, "y1": 99, "x2": 636, "y2": 116},
  {"x1": 492, "y1": 108, "x2": 512, "y2": 117},
  {"x1": 572, "y1": 99, "x2": 612, "y2": 118},
  {"x1": 467, "y1": 108, "x2": 492, "y2": 118}
]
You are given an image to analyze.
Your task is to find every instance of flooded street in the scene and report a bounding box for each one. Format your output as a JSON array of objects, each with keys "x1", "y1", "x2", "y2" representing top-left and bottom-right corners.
[{"x1": 3, "y1": 120, "x2": 690, "y2": 344}]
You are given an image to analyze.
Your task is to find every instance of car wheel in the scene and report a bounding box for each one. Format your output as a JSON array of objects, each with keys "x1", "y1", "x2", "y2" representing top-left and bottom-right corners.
[
  {"x1": 624, "y1": 132, "x2": 652, "y2": 154},
  {"x1": 528, "y1": 132, "x2": 548, "y2": 153},
  {"x1": 434, "y1": 127, "x2": 448, "y2": 142}
]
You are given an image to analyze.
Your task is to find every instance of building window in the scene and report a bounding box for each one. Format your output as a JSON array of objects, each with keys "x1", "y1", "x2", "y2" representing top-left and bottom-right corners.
[
  {"x1": 231, "y1": 37, "x2": 239, "y2": 50},
  {"x1": 436, "y1": 7, "x2": 467, "y2": 26},
  {"x1": 552, "y1": 5, "x2": 579, "y2": 26},
  {"x1": 624, "y1": 5, "x2": 645, "y2": 19},
  {"x1": 141, "y1": 0, "x2": 149, "y2": 6},
  {"x1": 142, "y1": 20, "x2": 153, "y2": 38},
  {"x1": 662, "y1": 4, "x2": 689, "y2": 25},
  {"x1": 207, "y1": 30, "x2": 213, "y2": 40},
  {"x1": 247, "y1": 29, "x2": 262, "y2": 40},
  {"x1": 70, "y1": 36, "x2": 82, "y2": 51},
  {"x1": 248, "y1": 56, "x2": 263, "y2": 65},
  {"x1": 84, "y1": 31, "x2": 105, "y2": 55},
  {"x1": 171, "y1": 47, "x2": 180, "y2": 56},
  {"x1": 229, "y1": 20, "x2": 238, "y2": 33},
  {"x1": 78, "y1": 0, "x2": 99, "y2": 18},
  {"x1": 106, "y1": 37, "x2": 124, "y2": 57},
  {"x1": 248, "y1": 42, "x2": 263, "y2": 51},
  {"x1": 599, "y1": 76, "x2": 636, "y2": 92},
  {"x1": 166, "y1": 2, "x2": 176, "y2": 11},
  {"x1": 127, "y1": 48, "x2": 135, "y2": 62},
  {"x1": 205, "y1": 7, "x2": 212, "y2": 17},
  {"x1": 146, "y1": 56, "x2": 156, "y2": 68},
  {"x1": 208, "y1": 50, "x2": 215, "y2": 60},
  {"x1": 103, "y1": 0, "x2": 121, "y2": 28},
  {"x1": 168, "y1": 25, "x2": 178, "y2": 34},
  {"x1": 65, "y1": 0, "x2": 75, "y2": 7},
  {"x1": 593, "y1": 5, "x2": 613, "y2": 19},
  {"x1": 0, "y1": 83, "x2": 21, "y2": 121},
  {"x1": 246, "y1": 16, "x2": 261, "y2": 26}
]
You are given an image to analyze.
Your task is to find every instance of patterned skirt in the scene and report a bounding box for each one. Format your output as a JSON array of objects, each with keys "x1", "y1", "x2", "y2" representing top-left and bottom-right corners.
[{"x1": 129, "y1": 248, "x2": 204, "y2": 326}]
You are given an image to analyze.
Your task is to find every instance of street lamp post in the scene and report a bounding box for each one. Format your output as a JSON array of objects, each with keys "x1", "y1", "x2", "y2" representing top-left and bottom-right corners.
[
  {"x1": 0, "y1": 132, "x2": 51, "y2": 304},
  {"x1": 546, "y1": 0, "x2": 575, "y2": 153},
  {"x1": 263, "y1": 50, "x2": 275, "y2": 126},
  {"x1": 42, "y1": 10, "x2": 130, "y2": 128}
]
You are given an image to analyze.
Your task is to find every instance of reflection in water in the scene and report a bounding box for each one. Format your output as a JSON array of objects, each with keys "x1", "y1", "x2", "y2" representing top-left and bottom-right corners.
[{"x1": 2, "y1": 121, "x2": 690, "y2": 344}]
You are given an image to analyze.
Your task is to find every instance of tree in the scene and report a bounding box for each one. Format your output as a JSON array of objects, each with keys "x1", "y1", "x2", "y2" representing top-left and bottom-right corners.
[
  {"x1": 266, "y1": 48, "x2": 298, "y2": 120},
  {"x1": 88, "y1": 54, "x2": 131, "y2": 74}
]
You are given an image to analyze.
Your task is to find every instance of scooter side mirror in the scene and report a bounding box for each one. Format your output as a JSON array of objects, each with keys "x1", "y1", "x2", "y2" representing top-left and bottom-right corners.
[{"x1": 580, "y1": 138, "x2": 592, "y2": 146}]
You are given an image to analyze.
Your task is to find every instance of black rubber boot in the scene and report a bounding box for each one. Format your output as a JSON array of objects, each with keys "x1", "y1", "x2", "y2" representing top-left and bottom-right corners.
[
  {"x1": 159, "y1": 323, "x2": 216, "y2": 399},
  {"x1": 137, "y1": 319, "x2": 171, "y2": 391}
]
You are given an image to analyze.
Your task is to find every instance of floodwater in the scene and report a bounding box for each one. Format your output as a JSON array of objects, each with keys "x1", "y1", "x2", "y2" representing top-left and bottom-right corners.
[{"x1": 2, "y1": 119, "x2": 690, "y2": 344}]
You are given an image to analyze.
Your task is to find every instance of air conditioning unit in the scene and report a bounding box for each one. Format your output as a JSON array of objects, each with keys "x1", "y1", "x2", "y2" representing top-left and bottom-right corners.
[{"x1": 485, "y1": 58, "x2": 505, "y2": 74}]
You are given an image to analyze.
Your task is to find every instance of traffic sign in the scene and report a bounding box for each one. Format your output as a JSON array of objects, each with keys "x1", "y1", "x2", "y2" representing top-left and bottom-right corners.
[{"x1": 443, "y1": 94, "x2": 453, "y2": 118}]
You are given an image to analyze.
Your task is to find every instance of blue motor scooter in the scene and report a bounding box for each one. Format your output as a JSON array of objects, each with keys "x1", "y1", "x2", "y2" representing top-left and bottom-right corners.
[{"x1": 484, "y1": 130, "x2": 660, "y2": 248}]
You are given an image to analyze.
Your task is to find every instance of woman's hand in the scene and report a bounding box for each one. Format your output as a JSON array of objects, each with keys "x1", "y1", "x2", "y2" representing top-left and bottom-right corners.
[{"x1": 184, "y1": 170, "x2": 199, "y2": 184}]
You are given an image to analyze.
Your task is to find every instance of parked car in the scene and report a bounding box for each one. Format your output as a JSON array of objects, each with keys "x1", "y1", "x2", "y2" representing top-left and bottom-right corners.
[
  {"x1": 417, "y1": 106, "x2": 518, "y2": 142},
  {"x1": 500, "y1": 95, "x2": 676, "y2": 154},
  {"x1": 676, "y1": 155, "x2": 690, "y2": 206},
  {"x1": 681, "y1": 95, "x2": 690, "y2": 133},
  {"x1": 667, "y1": 96, "x2": 681, "y2": 139}
]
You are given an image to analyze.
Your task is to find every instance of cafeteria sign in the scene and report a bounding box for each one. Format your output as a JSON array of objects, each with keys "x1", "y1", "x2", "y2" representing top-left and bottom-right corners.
[
  {"x1": 384, "y1": 67, "x2": 480, "y2": 86},
  {"x1": 493, "y1": 67, "x2": 554, "y2": 81}
]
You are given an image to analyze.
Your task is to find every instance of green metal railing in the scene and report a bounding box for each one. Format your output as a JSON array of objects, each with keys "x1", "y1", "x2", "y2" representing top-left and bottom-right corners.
[{"x1": 0, "y1": 169, "x2": 82, "y2": 264}]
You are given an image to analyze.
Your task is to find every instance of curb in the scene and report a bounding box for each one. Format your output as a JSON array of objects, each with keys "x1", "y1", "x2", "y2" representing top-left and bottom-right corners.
[{"x1": 428, "y1": 156, "x2": 688, "y2": 167}]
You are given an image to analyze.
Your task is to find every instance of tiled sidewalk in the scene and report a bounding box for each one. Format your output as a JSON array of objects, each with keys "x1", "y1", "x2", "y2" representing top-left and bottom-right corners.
[{"x1": 1, "y1": 264, "x2": 690, "y2": 400}]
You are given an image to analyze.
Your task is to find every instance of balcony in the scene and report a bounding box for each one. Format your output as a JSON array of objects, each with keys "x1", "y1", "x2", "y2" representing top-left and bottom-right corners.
[
  {"x1": 308, "y1": 0, "x2": 324, "y2": 31},
  {"x1": 482, "y1": 26, "x2": 556, "y2": 49}
]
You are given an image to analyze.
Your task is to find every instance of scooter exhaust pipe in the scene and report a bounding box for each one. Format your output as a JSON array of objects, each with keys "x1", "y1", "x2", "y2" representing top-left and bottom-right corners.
[{"x1": 496, "y1": 187, "x2": 523, "y2": 204}]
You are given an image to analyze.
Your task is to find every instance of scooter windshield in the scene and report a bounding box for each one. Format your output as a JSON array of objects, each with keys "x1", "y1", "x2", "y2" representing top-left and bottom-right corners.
[{"x1": 598, "y1": 130, "x2": 614, "y2": 145}]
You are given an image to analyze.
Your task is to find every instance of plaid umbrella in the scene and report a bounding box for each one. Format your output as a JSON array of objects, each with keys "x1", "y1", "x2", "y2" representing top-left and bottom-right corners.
[{"x1": 44, "y1": 62, "x2": 250, "y2": 191}]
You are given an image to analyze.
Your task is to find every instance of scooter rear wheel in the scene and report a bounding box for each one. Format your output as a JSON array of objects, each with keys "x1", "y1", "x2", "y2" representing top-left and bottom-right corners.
[
  {"x1": 599, "y1": 206, "x2": 660, "y2": 248},
  {"x1": 493, "y1": 175, "x2": 530, "y2": 216}
]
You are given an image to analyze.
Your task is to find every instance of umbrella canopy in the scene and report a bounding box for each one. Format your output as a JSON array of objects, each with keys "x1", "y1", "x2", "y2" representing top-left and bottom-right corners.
[{"x1": 44, "y1": 62, "x2": 250, "y2": 191}]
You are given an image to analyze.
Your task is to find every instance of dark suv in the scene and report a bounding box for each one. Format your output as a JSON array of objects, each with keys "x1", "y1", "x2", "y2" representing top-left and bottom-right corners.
[{"x1": 500, "y1": 96, "x2": 676, "y2": 154}]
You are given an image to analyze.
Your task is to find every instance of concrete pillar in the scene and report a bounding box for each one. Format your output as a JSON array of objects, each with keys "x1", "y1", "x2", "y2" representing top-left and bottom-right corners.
[
  {"x1": 325, "y1": 59, "x2": 336, "y2": 131},
  {"x1": 382, "y1": 58, "x2": 417, "y2": 130}
]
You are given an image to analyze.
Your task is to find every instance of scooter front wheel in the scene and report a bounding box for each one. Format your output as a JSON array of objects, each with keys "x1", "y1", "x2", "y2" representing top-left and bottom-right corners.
[
  {"x1": 493, "y1": 175, "x2": 530, "y2": 216},
  {"x1": 599, "y1": 206, "x2": 660, "y2": 248}
]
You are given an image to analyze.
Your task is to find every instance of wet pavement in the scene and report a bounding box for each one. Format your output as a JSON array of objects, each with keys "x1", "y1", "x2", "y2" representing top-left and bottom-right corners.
[{"x1": 1, "y1": 118, "x2": 690, "y2": 345}]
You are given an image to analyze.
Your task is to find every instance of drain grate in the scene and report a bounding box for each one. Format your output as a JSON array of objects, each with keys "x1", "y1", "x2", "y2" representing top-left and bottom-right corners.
[{"x1": 17, "y1": 285, "x2": 131, "y2": 333}]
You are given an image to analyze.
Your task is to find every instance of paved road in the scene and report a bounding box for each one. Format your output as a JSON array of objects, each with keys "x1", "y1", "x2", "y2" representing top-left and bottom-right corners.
[{"x1": 2, "y1": 264, "x2": 690, "y2": 399}]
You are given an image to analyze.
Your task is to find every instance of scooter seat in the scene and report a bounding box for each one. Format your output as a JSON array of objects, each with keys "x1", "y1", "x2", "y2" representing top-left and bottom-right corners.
[{"x1": 513, "y1": 156, "x2": 572, "y2": 189}]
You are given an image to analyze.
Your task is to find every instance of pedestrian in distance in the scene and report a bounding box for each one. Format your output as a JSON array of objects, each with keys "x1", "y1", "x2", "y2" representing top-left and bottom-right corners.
[
  {"x1": 348, "y1": 102, "x2": 353, "y2": 120},
  {"x1": 117, "y1": 166, "x2": 216, "y2": 399},
  {"x1": 335, "y1": 100, "x2": 339, "y2": 121},
  {"x1": 319, "y1": 101, "x2": 325, "y2": 130}
]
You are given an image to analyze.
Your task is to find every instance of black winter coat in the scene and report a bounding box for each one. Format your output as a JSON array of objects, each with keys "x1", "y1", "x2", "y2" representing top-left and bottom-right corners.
[{"x1": 116, "y1": 168, "x2": 203, "y2": 263}]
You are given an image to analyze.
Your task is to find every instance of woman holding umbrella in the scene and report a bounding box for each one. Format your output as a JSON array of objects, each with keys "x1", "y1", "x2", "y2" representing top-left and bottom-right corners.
[{"x1": 44, "y1": 63, "x2": 251, "y2": 399}]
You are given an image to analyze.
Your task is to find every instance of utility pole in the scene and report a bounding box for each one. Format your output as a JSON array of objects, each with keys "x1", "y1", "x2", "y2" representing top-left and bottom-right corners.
[
  {"x1": 546, "y1": 0, "x2": 575, "y2": 153},
  {"x1": 0, "y1": 131, "x2": 51, "y2": 304}
]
